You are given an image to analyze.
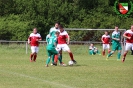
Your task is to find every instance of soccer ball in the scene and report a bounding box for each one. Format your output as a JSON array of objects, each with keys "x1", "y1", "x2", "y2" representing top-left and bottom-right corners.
[{"x1": 68, "y1": 60, "x2": 74, "y2": 66}]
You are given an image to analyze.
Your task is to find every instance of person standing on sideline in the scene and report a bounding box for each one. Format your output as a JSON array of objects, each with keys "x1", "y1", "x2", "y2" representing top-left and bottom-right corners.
[
  {"x1": 106, "y1": 26, "x2": 122, "y2": 61},
  {"x1": 28, "y1": 28, "x2": 42, "y2": 62},
  {"x1": 122, "y1": 25, "x2": 133, "y2": 62}
]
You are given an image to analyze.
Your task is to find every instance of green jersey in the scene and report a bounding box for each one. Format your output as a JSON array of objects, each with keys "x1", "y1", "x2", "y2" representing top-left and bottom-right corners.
[
  {"x1": 112, "y1": 31, "x2": 121, "y2": 45},
  {"x1": 46, "y1": 36, "x2": 57, "y2": 50}
]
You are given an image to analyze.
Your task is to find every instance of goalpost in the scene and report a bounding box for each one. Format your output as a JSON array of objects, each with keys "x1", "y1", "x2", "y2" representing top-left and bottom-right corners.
[{"x1": 65, "y1": 28, "x2": 126, "y2": 55}]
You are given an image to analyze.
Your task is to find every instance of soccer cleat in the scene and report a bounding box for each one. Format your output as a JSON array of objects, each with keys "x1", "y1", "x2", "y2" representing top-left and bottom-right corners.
[
  {"x1": 122, "y1": 58, "x2": 125, "y2": 62},
  {"x1": 51, "y1": 63, "x2": 53, "y2": 66},
  {"x1": 30, "y1": 59, "x2": 33, "y2": 62},
  {"x1": 106, "y1": 55, "x2": 109, "y2": 61},
  {"x1": 53, "y1": 62, "x2": 57, "y2": 66},
  {"x1": 72, "y1": 60, "x2": 77, "y2": 64},
  {"x1": 60, "y1": 62, "x2": 67, "y2": 66},
  {"x1": 45, "y1": 64, "x2": 48, "y2": 67}
]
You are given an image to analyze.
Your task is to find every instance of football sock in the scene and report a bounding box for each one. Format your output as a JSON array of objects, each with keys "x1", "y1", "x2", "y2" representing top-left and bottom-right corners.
[
  {"x1": 30, "y1": 54, "x2": 34, "y2": 60},
  {"x1": 69, "y1": 52, "x2": 74, "y2": 60},
  {"x1": 51, "y1": 55, "x2": 55, "y2": 63},
  {"x1": 33, "y1": 54, "x2": 37, "y2": 61},
  {"x1": 54, "y1": 55, "x2": 58, "y2": 63},
  {"x1": 108, "y1": 52, "x2": 113, "y2": 57},
  {"x1": 89, "y1": 50, "x2": 94, "y2": 55},
  {"x1": 58, "y1": 55, "x2": 62, "y2": 63},
  {"x1": 46, "y1": 57, "x2": 51, "y2": 64},
  {"x1": 117, "y1": 52, "x2": 121, "y2": 59},
  {"x1": 102, "y1": 51, "x2": 105, "y2": 56},
  {"x1": 97, "y1": 50, "x2": 100, "y2": 54},
  {"x1": 123, "y1": 53, "x2": 127, "y2": 58}
]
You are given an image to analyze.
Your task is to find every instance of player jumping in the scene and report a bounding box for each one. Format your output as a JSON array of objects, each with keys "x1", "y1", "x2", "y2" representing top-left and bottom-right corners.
[
  {"x1": 106, "y1": 26, "x2": 122, "y2": 61},
  {"x1": 57, "y1": 24, "x2": 77, "y2": 64},
  {"x1": 101, "y1": 31, "x2": 111, "y2": 56},
  {"x1": 28, "y1": 28, "x2": 42, "y2": 62},
  {"x1": 122, "y1": 25, "x2": 133, "y2": 62}
]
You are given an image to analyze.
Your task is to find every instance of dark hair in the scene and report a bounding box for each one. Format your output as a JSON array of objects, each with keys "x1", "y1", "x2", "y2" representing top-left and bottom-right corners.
[
  {"x1": 58, "y1": 24, "x2": 64, "y2": 28},
  {"x1": 55, "y1": 22, "x2": 60, "y2": 25},
  {"x1": 55, "y1": 31, "x2": 60, "y2": 34}
]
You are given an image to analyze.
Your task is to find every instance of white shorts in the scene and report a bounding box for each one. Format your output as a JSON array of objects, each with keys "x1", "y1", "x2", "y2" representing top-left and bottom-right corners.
[
  {"x1": 31, "y1": 46, "x2": 39, "y2": 53},
  {"x1": 125, "y1": 43, "x2": 133, "y2": 51},
  {"x1": 103, "y1": 44, "x2": 110, "y2": 50},
  {"x1": 57, "y1": 44, "x2": 70, "y2": 51}
]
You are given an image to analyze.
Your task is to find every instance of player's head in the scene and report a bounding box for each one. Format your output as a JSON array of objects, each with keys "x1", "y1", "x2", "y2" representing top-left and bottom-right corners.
[
  {"x1": 33, "y1": 28, "x2": 37, "y2": 34},
  {"x1": 55, "y1": 22, "x2": 60, "y2": 29},
  {"x1": 131, "y1": 25, "x2": 133, "y2": 31},
  {"x1": 55, "y1": 31, "x2": 60, "y2": 37},
  {"x1": 58, "y1": 24, "x2": 64, "y2": 31},
  {"x1": 90, "y1": 43, "x2": 94, "y2": 46},
  {"x1": 105, "y1": 31, "x2": 108, "y2": 35},
  {"x1": 115, "y1": 26, "x2": 119, "y2": 31}
]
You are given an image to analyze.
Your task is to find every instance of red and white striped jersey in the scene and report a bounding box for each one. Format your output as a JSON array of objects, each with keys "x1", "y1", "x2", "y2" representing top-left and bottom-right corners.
[
  {"x1": 58, "y1": 30, "x2": 69, "y2": 44},
  {"x1": 124, "y1": 30, "x2": 133, "y2": 43},
  {"x1": 28, "y1": 33, "x2": 42, "y2": 46},
  {"x1": 101, "y1": 35, "x2": 110, "y2": 44}
]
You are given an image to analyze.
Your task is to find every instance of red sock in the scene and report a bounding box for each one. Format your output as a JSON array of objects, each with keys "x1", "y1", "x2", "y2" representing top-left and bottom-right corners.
[
  {"x1": 108, "y1": 50, "x2": 111, "y2": 54},
  {"x1": 69, "y1": 52, "x2": 74, "y2": 60},
  {"x1": 123, "y1": 53, "x2": 127, "y2": 58},
  {"x1": 33, "y1": 55, "x2": 37, "y2": 61},
  {"x1": 54, "y1": 55, "x2": 58, "y2": 63},
  {"x1": 102, "y1": 51, "x2": 105, "y2": 56},
  {"x1": 30, "y1": 54, "x2": 34, "y2": 60}
]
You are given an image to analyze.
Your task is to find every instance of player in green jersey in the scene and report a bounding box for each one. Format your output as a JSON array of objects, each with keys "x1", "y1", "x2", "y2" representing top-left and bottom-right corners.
[
  {"x1": 106, "y1": 26, "x2": 122, "y2": 60},
  {"x1": 45, "y1": 31, "x2": 60, "y2": 67}
]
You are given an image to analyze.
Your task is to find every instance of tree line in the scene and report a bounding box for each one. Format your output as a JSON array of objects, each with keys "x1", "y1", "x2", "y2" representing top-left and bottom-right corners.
[{"x1": 0, "y1": 0, "x2": 133, "y2": 41}]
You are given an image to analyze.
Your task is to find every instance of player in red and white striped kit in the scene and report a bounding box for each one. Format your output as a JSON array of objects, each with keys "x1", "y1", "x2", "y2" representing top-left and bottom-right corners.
[
  {"x1": 28, "y1": 28, "x2": 42, "y2": 62},
  {"x1": 122, "y1": 25, "x2": 133, "y2": 62},
  {"x1": 101, "y1": 31, "x2": 111, "y2": 56},
  {"x1": 57, "y1": 25, "x2": 77, "y2": 64}
]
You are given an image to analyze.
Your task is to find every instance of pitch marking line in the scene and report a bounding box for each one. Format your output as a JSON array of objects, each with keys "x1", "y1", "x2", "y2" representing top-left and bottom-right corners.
[{"x1": 0, "y1": 69, "x2": 75, "y2": 88}]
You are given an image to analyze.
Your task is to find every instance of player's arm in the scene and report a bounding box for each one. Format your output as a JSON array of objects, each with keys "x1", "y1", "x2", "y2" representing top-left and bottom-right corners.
[
  {"x1": 123, "y1": 32, "x2": 131, "y2": 39},
  {"x1": 67, "y1": 35, "x2": 70, "y2": 44},
  {"x1": 112, "y1": 34, "x2": 120, "y2": 41},
  {"x1": 101, "y1": 36, "x2": 105, "y2": 43}
]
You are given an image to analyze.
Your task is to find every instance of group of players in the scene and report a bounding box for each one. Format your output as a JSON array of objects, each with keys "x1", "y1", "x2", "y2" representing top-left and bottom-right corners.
[
  {"x1": 27, "y1": 23, "x2": 133, "y2": 67},
  {"x1": 94, "y1": 26, "x2": 133, "y2": 62},
  {"x1": 28, "y1": 22, "x2": 77, "y2": 67}
]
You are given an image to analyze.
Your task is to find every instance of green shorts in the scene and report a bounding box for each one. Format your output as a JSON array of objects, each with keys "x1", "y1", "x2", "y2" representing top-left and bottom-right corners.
[
  {"x1": 47, "y1": 48, "x2": 58, "y2": 57},
  {"x1": 112, "y1": 44, "x2": 122, "y2": 51}
]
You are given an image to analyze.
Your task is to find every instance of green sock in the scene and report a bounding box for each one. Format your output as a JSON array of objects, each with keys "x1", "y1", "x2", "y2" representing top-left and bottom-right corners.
[
  {"x1": 108, "y1": 52, "x2": 113, "y2": 57},
  {"x1": 51, "y1": 55, "x2": 54, "y2": 63},
  {"x1": 97, "y1": 50, "x2": 100, "y2": 54},
  {"x1": 117, "y1": 52, "x2": 121, "y2": 59},
  {"x1": 46, "y1": 57, "x2": 51, "y2": 64},
  {"x1": 58, "y1": 55, "x2": 62, "y2": 63},
  {"x1": 89, "y1": 50, "x2": 94, "y2": 55}
]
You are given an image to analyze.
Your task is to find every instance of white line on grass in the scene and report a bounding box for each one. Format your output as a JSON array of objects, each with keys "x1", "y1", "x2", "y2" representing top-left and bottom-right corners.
[{"x1": 0, "y1": 69, "x2": 75, "y2": 88}]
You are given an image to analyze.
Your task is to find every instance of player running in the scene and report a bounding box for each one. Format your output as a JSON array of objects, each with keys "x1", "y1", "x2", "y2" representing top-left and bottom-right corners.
[
  {"x1": 106, "y1": 26, "x2": 122, "y2": 60},
  {"x1": 122, "y1": 25, "x2": 133, "y2": 62},
  {"x1": 45, "y1": 31, "x2": 60, "y2": 67},
  {"x1": 57, "y1": 24, "x2": 77, "y2": 64},
  {"x1": 101, "y1": 31, "x2": 111, "y2": 56},
  {"x1": 28, "y1": 28, "x2": 42, "y2": 62}
]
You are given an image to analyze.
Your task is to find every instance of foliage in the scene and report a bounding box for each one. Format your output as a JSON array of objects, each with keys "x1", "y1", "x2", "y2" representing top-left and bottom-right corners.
[{"x1": 0, "y1": 0, "x2": 133, "y2": 40}]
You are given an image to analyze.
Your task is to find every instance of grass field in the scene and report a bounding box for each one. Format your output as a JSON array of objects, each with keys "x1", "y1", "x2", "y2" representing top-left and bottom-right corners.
[{"x1": 0, "y1": 44, "x2": 133, "y2": 88}]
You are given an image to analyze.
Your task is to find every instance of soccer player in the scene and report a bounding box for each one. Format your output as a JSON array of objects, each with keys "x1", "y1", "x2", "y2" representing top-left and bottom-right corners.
[
  {"x1": 45, "y1": 31, "x2": 60, "y2": 67},
  {"x1": 106, "y1": 26, "x2": 121, "y2": 60},
  {"x1": 122, "y1": 25, "x2": 133, "y2": 62},
  {"x1": 101, "y1": 31, "x2": 111, "y2": 56},
  {"x1": 57, "y1": 24, "x2": 77, "y2": 64},
  {"x1": 28, "y1": 28, "x2": 42, "y2": 62},
  {"x1": 89, "y1": 43, "x2": 100, "y2": 55}
]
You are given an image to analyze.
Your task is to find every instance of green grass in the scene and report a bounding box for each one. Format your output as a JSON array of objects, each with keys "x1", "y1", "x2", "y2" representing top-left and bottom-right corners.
[{"x1": 0, "y1": 44, "x2": 133, "y2": 88}]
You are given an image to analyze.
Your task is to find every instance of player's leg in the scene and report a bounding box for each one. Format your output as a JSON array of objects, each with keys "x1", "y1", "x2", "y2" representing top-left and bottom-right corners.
[
  {"x1": 102, "y1": 44, "x2": 106, "y2": 56},
  {"x1": 46, "y1": 50, "x2": 52, "y2": 67},
  {"x1": 33, "y1": 46, "x2": 39, "y2": 62},
  {"x1": 30, "y1": 46, "x2": 36, "y2": 62},
  {"x1": 63, "y1": 44, "x2": 77, "y2": 64},
  {"x1": 117, "y1": 45, "x2": 122, "y2": 61},
  {"x1": 106, "y1": 44, "x2": 116, "y2": 60},
  {"x1": 122, "y1": 43, "x2": 132, "y2": 62},
  {"x1": 107, "y1": 44, "x2": 111, "y2": 54}
]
